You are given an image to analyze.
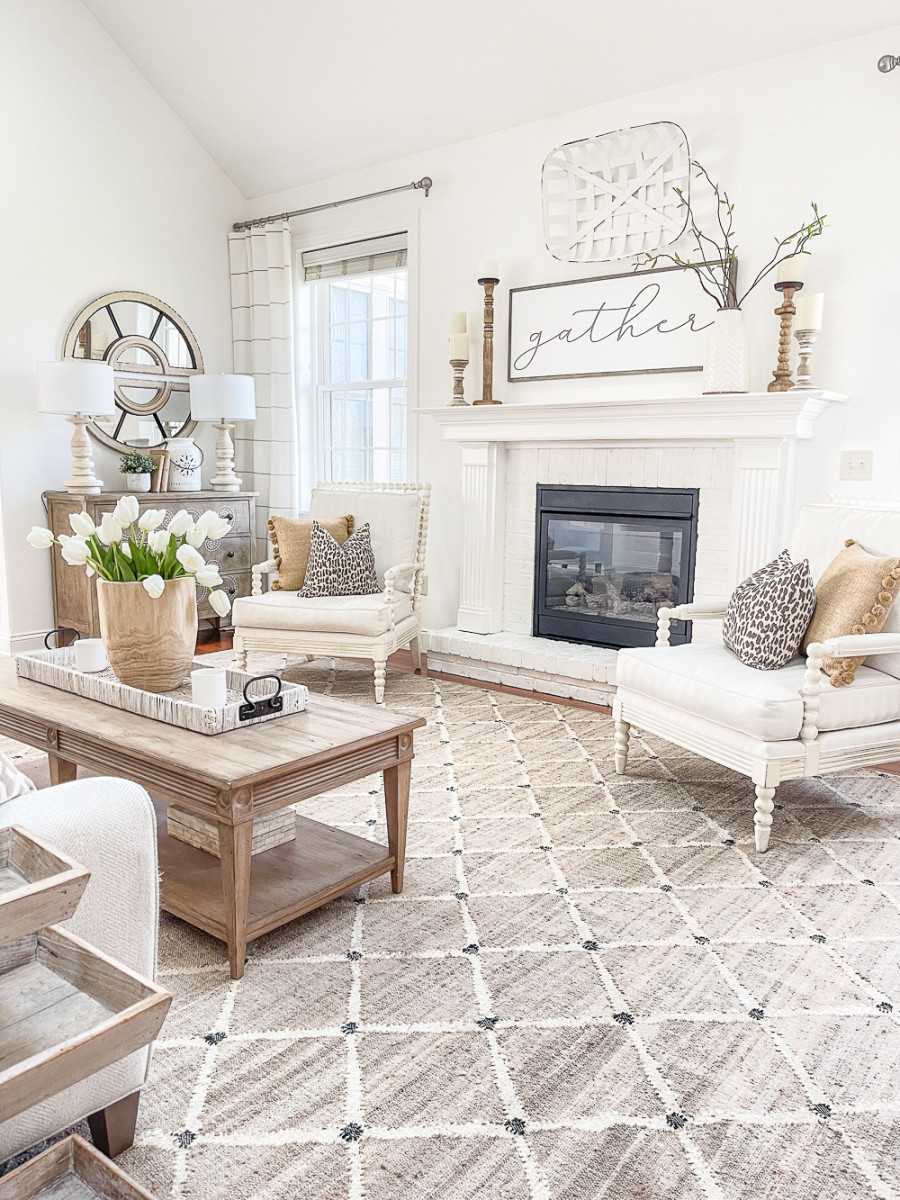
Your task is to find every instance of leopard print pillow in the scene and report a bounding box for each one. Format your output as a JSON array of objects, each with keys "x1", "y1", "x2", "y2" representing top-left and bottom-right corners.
[
  {"x1": 298, "y1": 520, "x2": 380, "y2": 598},
  {"x1": 723, "y1": 550, "x2": 816, "y2": 671}
]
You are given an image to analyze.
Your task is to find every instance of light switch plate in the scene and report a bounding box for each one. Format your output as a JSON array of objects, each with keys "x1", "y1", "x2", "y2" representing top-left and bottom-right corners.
[{"x1": 840, "y1": 450, "x2": 874, "y2": 481}]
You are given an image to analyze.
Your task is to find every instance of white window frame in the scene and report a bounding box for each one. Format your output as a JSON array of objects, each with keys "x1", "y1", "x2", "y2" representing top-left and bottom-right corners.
[{"x1": 292, "y1": 210, "x2": 419, "y2": 510}]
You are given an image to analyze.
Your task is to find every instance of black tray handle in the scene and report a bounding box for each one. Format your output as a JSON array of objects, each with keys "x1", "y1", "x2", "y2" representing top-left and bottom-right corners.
[
  {"x1": 238, "y1": 674, "x2": 284, "y2": 722},
  {"x1": 43, "y1": 627, "x2": 82, "y2": 649}
]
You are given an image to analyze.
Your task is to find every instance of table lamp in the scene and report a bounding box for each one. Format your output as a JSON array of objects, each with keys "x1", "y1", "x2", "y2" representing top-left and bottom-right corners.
[
  {"x1": 189, "y1": 374, "x2": 256, "y2": 492},
  {"x1": 37, "y1": 360, "x2": 115, "y2": 494}
]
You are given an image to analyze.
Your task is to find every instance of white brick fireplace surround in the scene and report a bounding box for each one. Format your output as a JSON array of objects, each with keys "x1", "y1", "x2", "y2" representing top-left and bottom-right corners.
[{"x1": 420, "y1": 390, "x2": 845, "y2": 704}]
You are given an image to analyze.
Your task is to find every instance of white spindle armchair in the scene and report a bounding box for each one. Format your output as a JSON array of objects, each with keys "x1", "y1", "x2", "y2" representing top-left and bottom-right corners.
[
  {"x1": 232, "y1": 482, "x2": 430, "y2": 704},
  {"x1": 613, "y1": 502, "x2": 900, "y2": 851}
]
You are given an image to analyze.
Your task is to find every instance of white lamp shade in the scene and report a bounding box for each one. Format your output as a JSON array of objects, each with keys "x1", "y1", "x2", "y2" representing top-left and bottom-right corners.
[
  {"x1": 37, "y1": 360, "x2": 115, "y2": 417},
  {"x1": 189, "y1": 373, "x2": 256, "y2": 421}
]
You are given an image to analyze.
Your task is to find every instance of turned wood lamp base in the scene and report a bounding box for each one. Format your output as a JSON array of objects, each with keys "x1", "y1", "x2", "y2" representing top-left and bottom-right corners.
[
  {"x1": 64, "y1": 414, "x2": 103, "y2": 494},
  {"x1": 209, "y1": 420, "x2": 242, "y2": 492}
]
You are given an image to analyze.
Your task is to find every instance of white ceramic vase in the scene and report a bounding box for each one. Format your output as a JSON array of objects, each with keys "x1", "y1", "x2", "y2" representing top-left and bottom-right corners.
[
  {"x1": 125, "y1": 472, "x2": 151, "y2": 492},
  {"x1": 702, "y1": 308, "x2": 750, "y2": 394},
  {"x1": 165, "y1": 436, "x2": 203, "y2": 492}
]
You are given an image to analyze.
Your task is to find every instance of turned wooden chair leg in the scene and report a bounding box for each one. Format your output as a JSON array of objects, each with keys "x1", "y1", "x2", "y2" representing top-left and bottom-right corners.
[
  {"x1": 87, "y1": 1090, "x2": 141, "y2": 1158},
  {"x1": 233, "y1": 637, "x2": 248, "y2": 671},
  {"x1": 754, "y1": 784, "x2": 776, "y2": 852},
  {"x1": 374, "y1": 658, "x2": 387, "y2": 705},
  {"x1": 614, "y1": 719, "x2": 630, "y2": 774},
  {"x1": 409, "y1": 635, "x2": 422, "y2": 672}
]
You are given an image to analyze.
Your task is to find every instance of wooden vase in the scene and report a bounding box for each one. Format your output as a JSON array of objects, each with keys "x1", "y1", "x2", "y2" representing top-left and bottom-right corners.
[{"x1": 97, "y1": 577, "x2": 198, "y2": 692}]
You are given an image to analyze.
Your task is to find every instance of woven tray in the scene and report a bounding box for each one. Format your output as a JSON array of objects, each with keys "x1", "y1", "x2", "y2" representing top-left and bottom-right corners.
[{"x1": 15, "y1": 647, "x2": 308, "y2": 735}]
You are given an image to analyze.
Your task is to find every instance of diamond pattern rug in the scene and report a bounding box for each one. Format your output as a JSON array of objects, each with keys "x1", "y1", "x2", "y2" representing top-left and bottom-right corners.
[{"x1": 6, "y1": 658, "x2": 900, "y2": 1198}]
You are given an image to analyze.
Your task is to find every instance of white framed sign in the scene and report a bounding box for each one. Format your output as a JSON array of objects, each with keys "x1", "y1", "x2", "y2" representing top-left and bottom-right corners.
[{"x1": 508, "y1": 262, "x2": 726, "y2": 383}]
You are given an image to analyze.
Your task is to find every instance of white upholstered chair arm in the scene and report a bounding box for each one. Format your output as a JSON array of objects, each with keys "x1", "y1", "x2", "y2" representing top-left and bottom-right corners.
[
  {"x1": 382, "y1": 561, "x2": 418, "y2": 601},
  {"x1": 656, "y1": 600, "x2": 730, "y2": 646},
  {"x1": 821, "y1": 633, "x2": 900, "y2": 658},
  {"x1": 252, "y1": 558, "x2": 280, "y2": 596}
]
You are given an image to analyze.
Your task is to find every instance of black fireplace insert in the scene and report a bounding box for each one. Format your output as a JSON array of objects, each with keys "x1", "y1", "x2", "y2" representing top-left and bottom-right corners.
[{"x1": 533, "y1": 485, "x2": 699, "y2": 649}]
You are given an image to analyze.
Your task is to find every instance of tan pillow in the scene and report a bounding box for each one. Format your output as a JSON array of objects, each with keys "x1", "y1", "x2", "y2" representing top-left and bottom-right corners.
[
  {"x1": 267, "y1": 515, "x2": 353, "y2": 590},
  {"x1": 803, "y1": 539, "x2": 900, "y2": 686}
]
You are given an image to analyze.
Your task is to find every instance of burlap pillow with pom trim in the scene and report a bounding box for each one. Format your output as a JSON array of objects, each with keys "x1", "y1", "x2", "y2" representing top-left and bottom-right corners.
[
  {"x1": 267, "y1": 514, "x2": 353, "y2": 590},
  {"x1": 803, "y1": 539, "x2": 900, "y2": 686}
]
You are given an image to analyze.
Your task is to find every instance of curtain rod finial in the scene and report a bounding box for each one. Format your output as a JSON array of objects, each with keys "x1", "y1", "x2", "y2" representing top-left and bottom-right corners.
[{"x1": 416, "y1": 176, "x2": 433, "y2": 197}]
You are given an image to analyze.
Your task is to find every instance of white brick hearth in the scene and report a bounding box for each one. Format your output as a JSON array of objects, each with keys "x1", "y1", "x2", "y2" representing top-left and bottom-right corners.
[{"x1": 421, "y1": 390, "x2": 845, "y2": 702}]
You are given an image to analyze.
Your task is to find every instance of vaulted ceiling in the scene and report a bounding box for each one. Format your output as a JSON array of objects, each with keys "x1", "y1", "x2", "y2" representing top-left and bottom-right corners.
[{"x1": 83, "y1": 0, "x2": 899, "y2": 198}]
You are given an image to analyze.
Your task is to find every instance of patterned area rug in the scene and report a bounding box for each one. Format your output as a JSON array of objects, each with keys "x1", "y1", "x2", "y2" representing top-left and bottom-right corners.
[{"x1": 7, "y1": 658, "x2": 900, "y2": 1198}]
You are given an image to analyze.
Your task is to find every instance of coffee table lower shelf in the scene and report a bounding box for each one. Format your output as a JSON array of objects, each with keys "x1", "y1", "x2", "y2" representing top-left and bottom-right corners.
[{"x1": 153, "y1": 799, "x2": 394, "y2": 946}]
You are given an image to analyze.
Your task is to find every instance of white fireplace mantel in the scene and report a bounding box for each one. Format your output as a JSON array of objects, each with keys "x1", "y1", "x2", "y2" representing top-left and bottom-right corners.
[
  {"x1": 420, "y1": 389, "x2": 845, "y2": 444},
  {"x1": 423, "y1": 389, "x2": 846, "y2": 636}
]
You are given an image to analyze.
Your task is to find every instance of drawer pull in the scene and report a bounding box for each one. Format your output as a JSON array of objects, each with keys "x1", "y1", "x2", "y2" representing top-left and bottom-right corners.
[{"x1": 226, "y1": 550, "x2": 235, "y2": 558}]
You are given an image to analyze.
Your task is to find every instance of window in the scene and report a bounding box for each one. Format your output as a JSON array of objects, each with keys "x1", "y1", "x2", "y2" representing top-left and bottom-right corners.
[{"x1": 297, "y1": 233, "x2": 408, "y2": 489}]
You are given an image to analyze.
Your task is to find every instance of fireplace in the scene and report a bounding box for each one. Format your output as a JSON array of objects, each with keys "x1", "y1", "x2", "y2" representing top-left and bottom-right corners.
[{"x1": 533, "y1": 485, "x2": 699, "y2": 649}]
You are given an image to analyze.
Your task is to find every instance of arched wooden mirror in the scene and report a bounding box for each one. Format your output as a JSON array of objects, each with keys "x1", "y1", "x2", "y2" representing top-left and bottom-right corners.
[{"x1": 62, "y1": 291, "x2": 203, "y2": 452}]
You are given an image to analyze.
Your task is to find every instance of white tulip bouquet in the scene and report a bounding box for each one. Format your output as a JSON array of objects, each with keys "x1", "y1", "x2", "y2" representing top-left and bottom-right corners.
[{"x1": 28, "y1": 496, "x2": 233, "y2": 617}]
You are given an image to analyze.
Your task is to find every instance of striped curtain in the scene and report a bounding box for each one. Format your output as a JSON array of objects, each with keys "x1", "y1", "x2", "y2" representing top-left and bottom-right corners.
[{"x1": 228, "y1": 222, "x2": 299, "y2": 544}]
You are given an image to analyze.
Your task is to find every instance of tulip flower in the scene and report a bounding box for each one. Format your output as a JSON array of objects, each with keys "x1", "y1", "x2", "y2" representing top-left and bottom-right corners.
[
  {"x1": 195, "y1": 563, "x2": 223, "y2": 589},
  {"x1": 61, "y1": 539, "x2": 91, "y2": 566},
  {"x1": 186, "y1": 524, "x2": 207, "y2": 548},
  {"x1": 147, "y1": 529, "x2": 170, "y2": 556},
  {"x1": 195, "y1": 512, "x2": 232, "y2": 541},
  {"x1": 26, "y1": 526, "x2": 55, "y2": 549},
  {"x1": 142, "y1": 574, "x2": 165, "y2": 599},
  {"x1": 208, "y1": 589, "x2": 232, "y2": 617},
  {"x1": 138, "y1": 509, "x2": 166, "y2": 532},
  {"x1": 69, "y1": 511, "x2": 96, "y2": 537},
  {"x1": 167, "y1": 511, "x2": 194, "y2": 538},
  {"x1": 97, "y1": 513, "x2": 124, "y2": 545},
  {"x1": 114, "y1": 496, "x2": 140, "y2": 525},
  {"x1": 176, "y1": 544, "x2": 205, "y2": 573}
]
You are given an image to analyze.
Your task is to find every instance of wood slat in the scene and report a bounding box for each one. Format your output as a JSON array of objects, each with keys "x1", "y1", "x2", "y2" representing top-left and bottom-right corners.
[
  {"x1": 0, "y1": 927, "x2": 171, "y2": 1123},
  {"x1": 0, "y1": 826, "x2": 90, "y2": 944},
  {"x1": 0, "y1": 1134, "x2": 156, "y2": 1200}
]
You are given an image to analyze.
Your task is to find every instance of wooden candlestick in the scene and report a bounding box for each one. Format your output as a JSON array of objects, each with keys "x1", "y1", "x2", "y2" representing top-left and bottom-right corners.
[
  {"x1": 791, "y1": 328, "x2": 820, "y2": 391},
  {"x1": 449, "y1": 359, "x2": 468, "y2": 406},
  {"x1": 767, "y1": 281, "x2": 803, "y2": 392},
  {"x1": 475, "y1": 275, "x2": 501, "y2": 405}
]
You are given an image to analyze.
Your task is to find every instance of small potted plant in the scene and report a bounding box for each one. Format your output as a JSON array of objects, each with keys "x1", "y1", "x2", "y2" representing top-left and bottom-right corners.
[{"x1": 119, "y1": 451, "x2": 157, "y2": 493}]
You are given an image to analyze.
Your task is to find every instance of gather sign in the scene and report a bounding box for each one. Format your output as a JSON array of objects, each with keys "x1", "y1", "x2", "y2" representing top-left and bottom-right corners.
[{"x1": 507, "y1": 262, "x2": 723, "y2": 383}]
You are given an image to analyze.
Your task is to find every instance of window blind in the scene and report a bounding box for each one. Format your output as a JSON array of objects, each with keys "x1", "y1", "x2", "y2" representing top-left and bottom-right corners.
[{"x1": 302, "y1": 232, "x2": 407, "y2": 281}]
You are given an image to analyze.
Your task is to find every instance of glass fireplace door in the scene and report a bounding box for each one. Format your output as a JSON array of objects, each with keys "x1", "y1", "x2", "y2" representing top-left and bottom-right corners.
[{"x1": 535, "y1": 510, "x2": 695, "y2": 648}]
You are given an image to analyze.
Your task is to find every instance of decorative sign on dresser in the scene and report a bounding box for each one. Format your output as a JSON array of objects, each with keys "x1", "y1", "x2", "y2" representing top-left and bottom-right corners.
[{"x1": 42, "y1": 491, "x2": 256, "y2": 639}]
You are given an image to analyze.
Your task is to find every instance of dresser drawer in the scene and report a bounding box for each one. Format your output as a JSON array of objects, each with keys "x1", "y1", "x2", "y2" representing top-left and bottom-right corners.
[{"x1": 203, "y1": 536, "x2": 252, "y2": 572}]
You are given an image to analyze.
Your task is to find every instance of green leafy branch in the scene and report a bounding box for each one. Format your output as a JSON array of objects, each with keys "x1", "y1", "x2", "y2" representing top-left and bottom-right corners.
[{"x1": 640, "y1": 160, "x2": 826, "y2": 309}]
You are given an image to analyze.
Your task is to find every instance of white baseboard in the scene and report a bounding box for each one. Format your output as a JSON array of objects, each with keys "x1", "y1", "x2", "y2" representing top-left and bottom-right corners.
[{"x1": 0, "y1": 630, "x2": 51, "y2": 656}]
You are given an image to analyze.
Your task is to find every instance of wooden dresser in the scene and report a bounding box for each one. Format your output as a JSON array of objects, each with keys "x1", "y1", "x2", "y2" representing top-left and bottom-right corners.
[{"x1": 43, "y1": 491, "x2": 257, "y2": 638}]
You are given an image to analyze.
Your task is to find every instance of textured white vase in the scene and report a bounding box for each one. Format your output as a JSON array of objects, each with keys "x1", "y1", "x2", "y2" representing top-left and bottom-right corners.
[
  {"x1": 165, "y1": 436, "x2": 203, "y2": 492},
  {"x1": 702, "y1": 308, "x2": 750, "y2": 394}
]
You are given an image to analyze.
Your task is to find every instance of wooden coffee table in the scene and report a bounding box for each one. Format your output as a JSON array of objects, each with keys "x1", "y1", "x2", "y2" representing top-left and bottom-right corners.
[{"x1": 0, "y1": 659, "x2": 424, "y2": 978}]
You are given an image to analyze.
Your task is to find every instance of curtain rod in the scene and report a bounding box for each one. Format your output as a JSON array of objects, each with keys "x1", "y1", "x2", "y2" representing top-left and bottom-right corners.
[{"x1": 232, "y1": 176, "x2": 433, "y2": 232}]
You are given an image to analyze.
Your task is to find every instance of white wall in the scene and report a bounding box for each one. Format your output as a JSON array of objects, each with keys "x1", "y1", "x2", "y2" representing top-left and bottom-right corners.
[
  {"x1": 0, "y1": 0, "x2": 243, "y2": 651},
  {"x1": 242, "y1": 25, "x2": 900, "y2": 631}
]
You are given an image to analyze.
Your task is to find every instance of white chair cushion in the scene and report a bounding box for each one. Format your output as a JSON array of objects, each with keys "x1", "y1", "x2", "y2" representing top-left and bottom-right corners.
[
  {"x1": 310, "y1": 488, "x2": 420, "y2": 587},
  {"x1": 617, "y1": 642, "x2": 900, "y2": 742},
  {"x1": 233, "y1": 589, "x2": 413, "y2": 637}
]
